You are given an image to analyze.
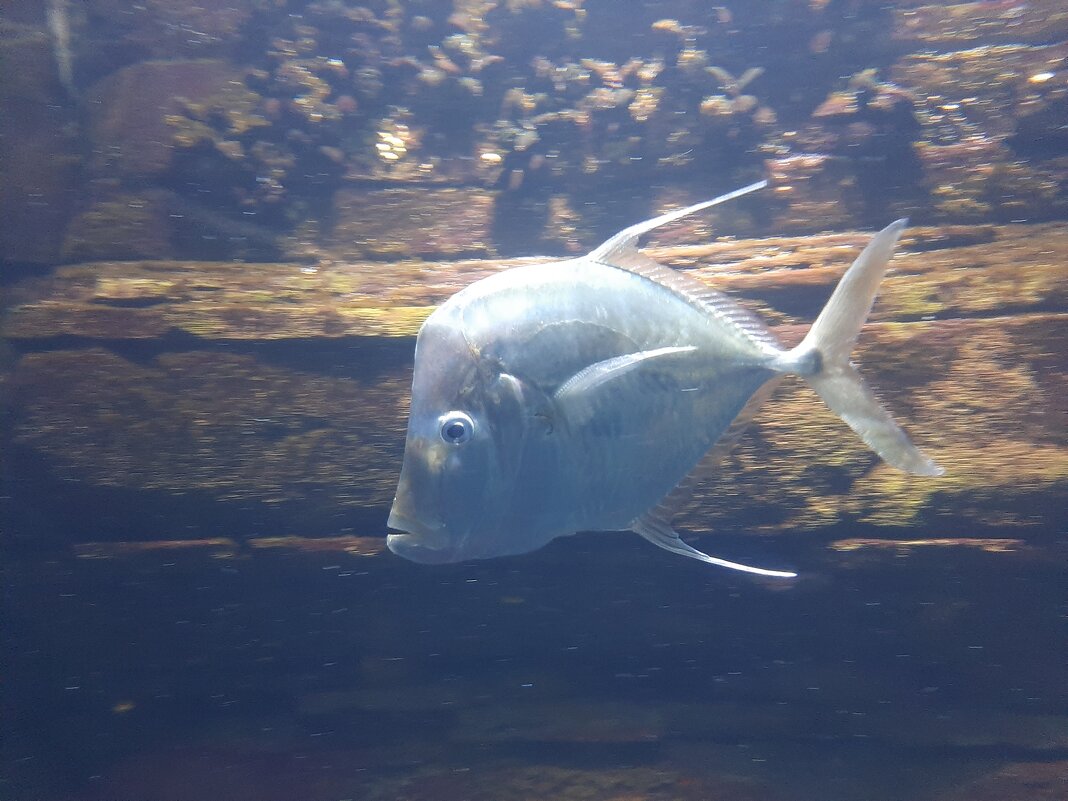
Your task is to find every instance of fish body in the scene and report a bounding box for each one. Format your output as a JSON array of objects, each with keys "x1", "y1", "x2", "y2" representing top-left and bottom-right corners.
[{"x1": 387, "y1": 182, "x2": 942, "y2": 575}]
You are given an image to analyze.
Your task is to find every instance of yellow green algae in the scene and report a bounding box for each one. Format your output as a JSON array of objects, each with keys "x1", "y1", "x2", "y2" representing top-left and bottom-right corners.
[
  {"x1": 5, "y1": 223, "x2": 1065, "y2": 341},
  {"x1": 6, "y1": 223, "x2": 1065, "y2": 543},
  {"x1": 893, "y1": 1, "x2": 1068, "y2": 46},
  {"x1": 10, "y1": 305, "x2": 1068, "y2": 540},
  {"x1": 10, "y1": 348, "x2": 410, "y2": 509}
]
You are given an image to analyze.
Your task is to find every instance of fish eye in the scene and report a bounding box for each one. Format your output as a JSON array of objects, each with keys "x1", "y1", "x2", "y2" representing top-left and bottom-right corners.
[{"x1": 439, "y1": 411, "x2": 475, "y2": 445}]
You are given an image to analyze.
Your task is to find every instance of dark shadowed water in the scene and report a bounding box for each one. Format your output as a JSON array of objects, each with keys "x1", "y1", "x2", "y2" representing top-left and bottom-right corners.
[
  {"x1": 3, "y1": 329, "x2": 1067, "y2": 799},
  {"x1": 4, "y1": 519, "x2": 1067, "y2": 800}
]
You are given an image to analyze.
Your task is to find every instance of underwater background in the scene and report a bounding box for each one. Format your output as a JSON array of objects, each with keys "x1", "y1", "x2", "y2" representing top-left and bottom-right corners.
[{"x1": 2, "y1": 1, "x2": 1066, "y2": 799}]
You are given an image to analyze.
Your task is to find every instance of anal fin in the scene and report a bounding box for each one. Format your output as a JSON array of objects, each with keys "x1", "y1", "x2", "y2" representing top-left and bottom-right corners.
[
  {"x1": 631, "y1": 375, "x2": 796, "y2": 578},
  {"x1": 632, "y1": 512, "x2": 796, "y2": 578}
]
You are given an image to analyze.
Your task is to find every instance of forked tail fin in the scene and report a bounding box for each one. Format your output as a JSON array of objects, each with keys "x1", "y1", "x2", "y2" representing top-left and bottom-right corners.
[{"x1": 787, "y1": 219, "x2": 943, "y2": 477}]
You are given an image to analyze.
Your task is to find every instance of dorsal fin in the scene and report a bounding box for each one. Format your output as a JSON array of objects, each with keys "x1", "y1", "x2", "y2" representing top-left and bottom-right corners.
[
  {"x1": 589, "y1": 180, "x2": 766, "y2": 265},
  {"x1": 603, "y1": 246, "x2": 782, "y2": 353},
  {"x1": 588, "y1": 183, "x2": 780, "y2": 354}
]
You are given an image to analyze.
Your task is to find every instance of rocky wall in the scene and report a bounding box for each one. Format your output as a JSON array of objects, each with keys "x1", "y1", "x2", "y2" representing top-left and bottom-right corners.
[
  {"x1": 2, "y1": 0, "x2": 1065, "y2": 554},
  {"x1": 4, "y1": 223, "x2": 1065, "y2": 544},
  {"x1": 2, "y1": 1, "x2": 1067, "y2": 264}
]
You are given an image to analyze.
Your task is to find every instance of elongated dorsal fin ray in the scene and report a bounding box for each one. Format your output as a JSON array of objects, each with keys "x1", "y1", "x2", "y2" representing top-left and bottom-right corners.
[
  {"x1": 589, "y1": 180, "x2": 767, "y2": 265},
  {"x1": 586, "y1": 181, "x2": 778, "y2": 354},
  {"x1": 589, "y1": 180, "x2": 781, "y2": 356},
  {"x1": 632, "y1": 512, "x2": 797, "y2": 578}
]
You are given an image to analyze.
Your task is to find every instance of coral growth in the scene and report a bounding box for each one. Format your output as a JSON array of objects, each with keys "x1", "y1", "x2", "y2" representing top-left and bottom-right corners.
[{"x1": 4, "y1": 0, "x2": 1067, "y2": 257}]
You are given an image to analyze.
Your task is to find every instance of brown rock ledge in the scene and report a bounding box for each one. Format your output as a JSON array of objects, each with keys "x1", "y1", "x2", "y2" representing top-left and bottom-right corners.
[
  {"x1": 5, "y1": 223, "x2": 1065, "y2": 539},
  {"x1": 4, "y1": 223, "x2": 1065, "y2": 341}
]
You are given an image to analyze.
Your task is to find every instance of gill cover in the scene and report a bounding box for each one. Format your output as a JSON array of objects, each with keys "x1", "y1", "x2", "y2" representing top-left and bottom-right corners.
[{"x1": 387, "y1": 320, "x2": 547, "y2": 563}]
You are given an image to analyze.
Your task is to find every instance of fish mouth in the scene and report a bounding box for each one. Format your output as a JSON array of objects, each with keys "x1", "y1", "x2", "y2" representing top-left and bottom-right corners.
[{"x1": 386, "y1": 510, "x2": 459, "y2": 564}]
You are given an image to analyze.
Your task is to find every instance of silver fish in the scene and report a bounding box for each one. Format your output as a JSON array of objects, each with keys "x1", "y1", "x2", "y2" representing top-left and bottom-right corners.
[{"x1": 387, "y1": 181, "x2": 942, "y2": 576}]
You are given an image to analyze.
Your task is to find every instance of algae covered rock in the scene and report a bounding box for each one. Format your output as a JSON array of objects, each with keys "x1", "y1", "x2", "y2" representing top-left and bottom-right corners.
[
  {"x1": 677, "y1": 314, "x2": 1067, "y2": 538},
  {"x1": 1, "y1": 0, "x2": 1065, "y2": 547},
  {"x1": 891, "y1": 43, "x2": 1068, "y2": 224},
  {"x1": 765, "y1": 155, "x2": 865, "y2": 233},
  {"x1": 86, "y1": 0, "x2": 258, "y2": 59},
  {"x1": 330, "y1": 187, "x2": 497, "y2": 259},
  {"x1": 8, "y1": 222, "x2": 1062, "y2": 340},
  {"x1": 61, "y1": 189, "x2": 177, "y2": 262},
  {"x1": 0, "y1": 25, "x2": 81, "y2": 264},
  {"x1": 85, "y1": 59, "x2": 267, "y2": 178},
  {"x1": 9, "y1": 348, "x2": 409, "y2": 513},
  {"x1": 4, "y1": 224, "x2": 1065, "y2": 541},
  {"x1": 7, "y1": 0, "x2": 1066, "y2": 260},
  {"x1": 893, "y1": 1, "x2": 1068, "y2": 47}
]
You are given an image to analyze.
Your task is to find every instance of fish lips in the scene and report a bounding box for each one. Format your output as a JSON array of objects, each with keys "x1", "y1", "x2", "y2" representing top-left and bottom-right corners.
[{"x1": 386, "y1": 510, "x2": 461, "y2": 564}]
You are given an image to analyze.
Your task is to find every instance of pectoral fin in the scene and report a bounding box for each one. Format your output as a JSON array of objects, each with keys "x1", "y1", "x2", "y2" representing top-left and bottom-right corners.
[
  {"x1": 632, "y1": 512, "x2": 797, "y2": 578},
  {"x1": 553, "y1": 346, "x2": 696, "y2": 425}
]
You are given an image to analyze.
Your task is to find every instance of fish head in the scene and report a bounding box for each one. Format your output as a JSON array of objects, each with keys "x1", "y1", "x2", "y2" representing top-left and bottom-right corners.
[{"x1": 387, "y1": 309, "x2": 538, "y2": 564}]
